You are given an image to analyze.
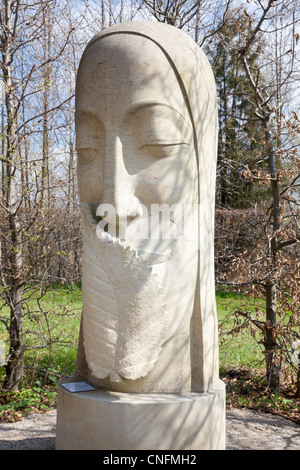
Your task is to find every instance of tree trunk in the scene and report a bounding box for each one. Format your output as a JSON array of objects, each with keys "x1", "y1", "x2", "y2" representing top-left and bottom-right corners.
[
  {"x1": 263, "y1": 116, "x2": 281, "y2": 392},
  {"x1": 4, "y1": 287, "x2": 24, "y2": 390},
  {"x1": 1, "y1": 85, "x2": 6, "y2": 200},
  {"x1": 101, "y1": 0, "x2": 105, "y2": 29},
  {"x1": 264, "y1": 280, "x2": 280, "y2": 392},
  {"x1": 1, "y1": 0, "x2": 24, "y2": 391},
  {"x1": 41, "y1": 6, "x2": 51, "y2": 209},
  {"x1": 67, "y1": 133, "x2": 75, "y2": 217},
  {"x1": 3, "y1": 114, "x2": 24, "y2": 391},
  {"x1": 296, "y1": 357, "x2": 300, "y2": 398}
]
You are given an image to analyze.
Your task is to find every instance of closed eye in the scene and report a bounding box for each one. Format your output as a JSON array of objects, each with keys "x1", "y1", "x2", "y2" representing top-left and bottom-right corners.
[{"x1": 140, "y1": 143, "x2": 190, "y2": 158}]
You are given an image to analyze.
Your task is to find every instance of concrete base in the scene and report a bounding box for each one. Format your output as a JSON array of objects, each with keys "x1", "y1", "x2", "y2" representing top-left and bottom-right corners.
[{"x1": 56, "y1": 376, "x2": 225, "y2": 450}]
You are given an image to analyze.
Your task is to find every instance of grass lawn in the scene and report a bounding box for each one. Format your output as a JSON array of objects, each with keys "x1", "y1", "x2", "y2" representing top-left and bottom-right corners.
[
  {"x1": 21, "y1": 283, "x2": 82, "y2": 377},
  {"x1": 216, "y1": 289, "x2": 265, "y2": 372}
]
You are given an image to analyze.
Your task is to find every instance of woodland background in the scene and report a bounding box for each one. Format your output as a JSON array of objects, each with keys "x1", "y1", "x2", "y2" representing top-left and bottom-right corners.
[{"x1": 0, "y1": 0, "x2": 299, "y2": 419}]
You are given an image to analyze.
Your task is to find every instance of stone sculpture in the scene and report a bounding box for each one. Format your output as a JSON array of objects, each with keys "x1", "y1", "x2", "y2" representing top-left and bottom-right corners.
[{"x1": 56, "y1": 21, "x2": 225, "y2": 450}]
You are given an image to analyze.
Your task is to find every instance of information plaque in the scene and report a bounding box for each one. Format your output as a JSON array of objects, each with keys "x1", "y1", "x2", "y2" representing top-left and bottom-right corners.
[{"x1": 61, "y1": 381, "x2": 96, "y2": 393}]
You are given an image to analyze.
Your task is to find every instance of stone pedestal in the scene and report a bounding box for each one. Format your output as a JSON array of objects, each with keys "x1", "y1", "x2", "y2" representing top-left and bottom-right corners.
[{"x1": 55, "y1": 376, "x2": 225, "y2": 450}]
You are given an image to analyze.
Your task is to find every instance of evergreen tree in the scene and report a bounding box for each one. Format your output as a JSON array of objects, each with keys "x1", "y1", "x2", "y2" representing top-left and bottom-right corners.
[{"x1": 207, "y1": 12, "x2": 268, "y2": 208}]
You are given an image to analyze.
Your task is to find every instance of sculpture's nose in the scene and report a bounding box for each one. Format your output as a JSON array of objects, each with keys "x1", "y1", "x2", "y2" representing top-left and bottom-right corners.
[{"x1": 96, "y1": 135, "x2": 143, "y2": 231}]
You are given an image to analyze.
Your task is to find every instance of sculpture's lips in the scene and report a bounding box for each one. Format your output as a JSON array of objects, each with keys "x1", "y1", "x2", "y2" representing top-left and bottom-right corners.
[
  {"x1": 96, "y1": 228, "x2": 127, "y2": 248},
  {"x1": 80, "y1": 202, "x2": 172, "y2": 266}
]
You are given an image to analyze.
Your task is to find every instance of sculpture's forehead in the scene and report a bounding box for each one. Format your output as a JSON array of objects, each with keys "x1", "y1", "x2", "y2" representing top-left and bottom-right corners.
[
  {"x1": 79, "y1": 33, "x2": 171, "y2": 78},
  {"x1": 76, "y1": 34, "x2": 187, "y2": 116}
]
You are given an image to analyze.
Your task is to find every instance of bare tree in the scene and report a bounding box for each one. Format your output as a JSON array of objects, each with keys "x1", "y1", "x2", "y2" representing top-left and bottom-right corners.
[
  {"x1": 0, "y1": 0, "x2": 76, "y2": 390},
  {"x1": 142, "y1": 0, "x2": 198, "y2": 27},
  {"x1": 0, "y1": 0, "x2": 26, "y2": 390}
]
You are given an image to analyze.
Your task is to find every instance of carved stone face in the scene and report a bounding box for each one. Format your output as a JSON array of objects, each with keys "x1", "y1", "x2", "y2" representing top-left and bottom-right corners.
[
  {"x1": 76, "y1": 33, "x2": 199, "y2": 390},
  {"x1": 76, "y1": 34, "x2": 197, "y2": 224}
]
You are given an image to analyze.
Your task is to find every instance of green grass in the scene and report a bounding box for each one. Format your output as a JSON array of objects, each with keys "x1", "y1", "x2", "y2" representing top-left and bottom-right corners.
[
  {"x1": 21, "y1": 283, "x2": 82, "y2": 370},
  {"x1": 216, "y1": 289, "x2": 265, "y2": 373}
]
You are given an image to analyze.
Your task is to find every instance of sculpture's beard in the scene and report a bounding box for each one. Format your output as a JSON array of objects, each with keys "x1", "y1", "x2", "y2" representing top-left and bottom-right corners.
[{"x1": 80, "y1": 202, "x2": 169, "y2": 383}]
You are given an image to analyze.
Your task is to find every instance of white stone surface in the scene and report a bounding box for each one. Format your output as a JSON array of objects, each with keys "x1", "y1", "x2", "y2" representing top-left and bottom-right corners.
[{"x1": 56, "y1": 377, "x2": 225, "y2": 450}]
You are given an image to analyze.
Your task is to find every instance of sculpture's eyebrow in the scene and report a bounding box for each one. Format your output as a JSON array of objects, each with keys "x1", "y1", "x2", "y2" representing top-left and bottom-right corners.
[{"x1": 127, "y1": 100, "x2": 192, "y2": 130}]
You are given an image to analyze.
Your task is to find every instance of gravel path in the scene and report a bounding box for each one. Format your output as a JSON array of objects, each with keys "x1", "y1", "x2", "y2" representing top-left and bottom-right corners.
[{"x1": 0, "y1": 407, "x2": 299, "y2": 450}]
